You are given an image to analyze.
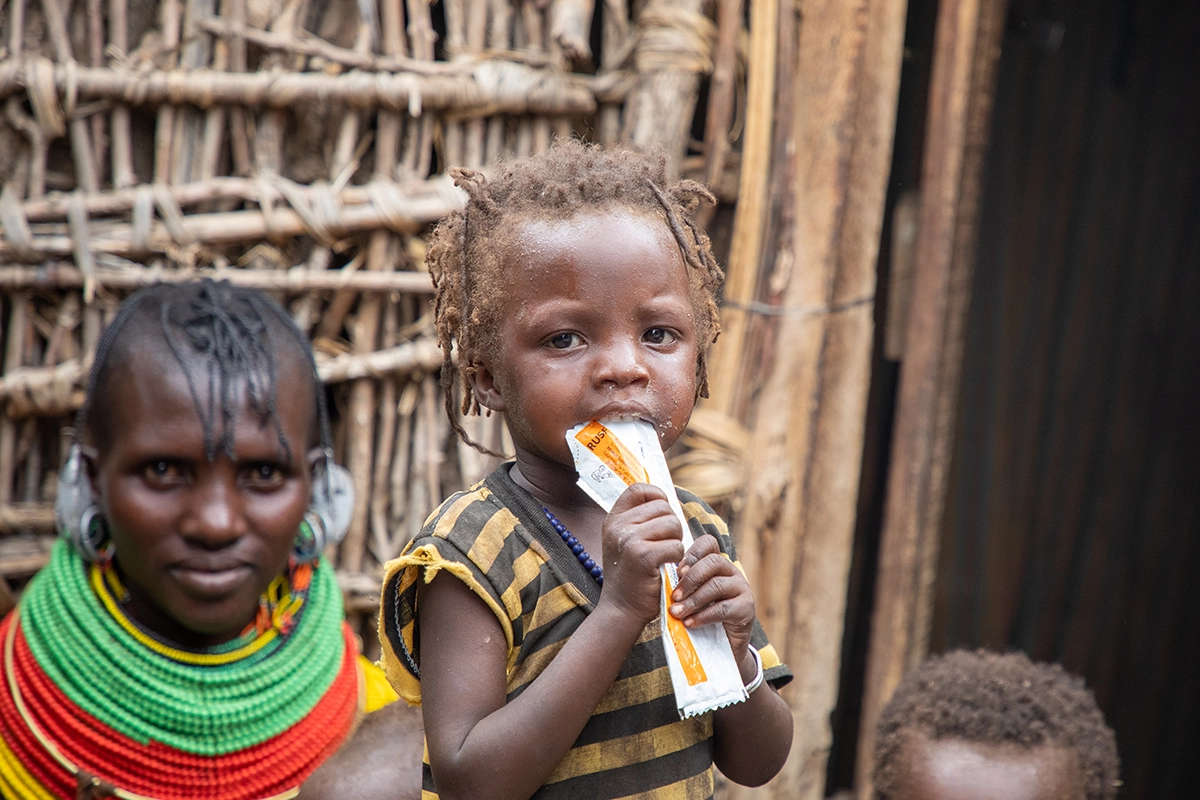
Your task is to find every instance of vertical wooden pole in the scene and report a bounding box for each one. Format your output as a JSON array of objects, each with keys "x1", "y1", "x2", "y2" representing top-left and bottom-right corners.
[
  {"x1": 854, "y1": 0, "x2": 1009, "y2": 797},
  {"x1": 724, "y1": 0, "x2": 908, "y2": 797},
  {"x1": 622, "y1": 0, "x2": 709, "y2": 177},
  {"x1": 343, "y1": 11, "x2": 403, "y2": 574},
  {"x1": 702, "y1": 0, "x2": 776, "y2": 414}
]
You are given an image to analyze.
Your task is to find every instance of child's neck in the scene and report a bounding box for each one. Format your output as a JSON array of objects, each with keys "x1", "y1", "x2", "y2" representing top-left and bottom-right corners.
[
  {"x1": 509, "y1": 448, "x2": 590, "y2": 510},
  {"x1": 509, "y1": 448, "x2": 608, "y2": 541}
]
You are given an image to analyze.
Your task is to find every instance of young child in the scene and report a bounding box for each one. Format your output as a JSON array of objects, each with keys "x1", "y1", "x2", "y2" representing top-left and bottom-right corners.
[
  {"x1": 377, "y1": 140, "x2": 794, "y2": 800},
  {"x1": 873, "y1": 649, "x2": 1120, "y2": 800},
  {"x1": 0, "y1": 280, "x2": 420, "y2": 800}
]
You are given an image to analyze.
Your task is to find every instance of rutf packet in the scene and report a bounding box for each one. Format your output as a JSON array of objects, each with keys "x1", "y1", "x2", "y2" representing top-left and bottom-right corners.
[{"x1": 566, "y1": 418, "x2": 748, "y2": 718}]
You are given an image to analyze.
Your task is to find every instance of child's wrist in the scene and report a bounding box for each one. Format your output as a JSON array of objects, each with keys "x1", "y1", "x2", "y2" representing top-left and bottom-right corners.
[
  {"x1": 592, "y1": 596, "x2": 655, "y2": 639},
  {"x1": 735, "y1": 645, "x2": 765, "y2": 693}
]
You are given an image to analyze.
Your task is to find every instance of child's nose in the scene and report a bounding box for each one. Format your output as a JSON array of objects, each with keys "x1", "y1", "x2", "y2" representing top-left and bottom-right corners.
[
  {"x1": 183, "y1": 478, "x2": 248, "y2": 547},
  {"x1": 595, "y1": 339, "x2": 651, "y2": 387}
]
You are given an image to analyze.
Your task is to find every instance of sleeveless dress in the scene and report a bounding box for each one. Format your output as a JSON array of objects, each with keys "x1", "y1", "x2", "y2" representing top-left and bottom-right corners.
[{"x1": 379, "y1": 463, "x2": 791, "y2": 800}]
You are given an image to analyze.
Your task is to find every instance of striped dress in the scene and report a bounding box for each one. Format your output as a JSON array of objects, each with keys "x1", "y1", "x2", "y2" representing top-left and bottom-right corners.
[{"x1": 379, "y1": 464, "x2": 791, "y2": 800}]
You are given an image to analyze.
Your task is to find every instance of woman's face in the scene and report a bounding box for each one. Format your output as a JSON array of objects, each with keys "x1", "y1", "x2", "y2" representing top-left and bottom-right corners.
[{"x1": 88, "y1": 346, "x2": 319, "y2": 649}]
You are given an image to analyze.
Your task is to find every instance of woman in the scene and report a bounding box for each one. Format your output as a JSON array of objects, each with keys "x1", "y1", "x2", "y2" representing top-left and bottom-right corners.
[{"x1": 0, "y1": 281, "x2": 419, "y2": 800}]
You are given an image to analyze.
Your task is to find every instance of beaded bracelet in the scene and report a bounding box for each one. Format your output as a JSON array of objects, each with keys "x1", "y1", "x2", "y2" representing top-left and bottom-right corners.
[{"x1": 744, "y1": 645, "x2": 765, "y2": 695}]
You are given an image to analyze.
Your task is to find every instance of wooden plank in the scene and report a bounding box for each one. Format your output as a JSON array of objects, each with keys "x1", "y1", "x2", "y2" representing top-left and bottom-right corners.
[
  {"x1": 719, "y1": 0, "x2": 909, "y2": 796},
  {"x1": 622, "y1": 0, "x2": 710, "y2": 177},
  {"x1": 702, "y1": 0, "x2": 777, "y2": 412},
  {"x1": 853, "y1": 0, "x2": 1009, "y2": 796},
  {"x1": 0, "y1": 265, "x2": 435, "y2": 293}
]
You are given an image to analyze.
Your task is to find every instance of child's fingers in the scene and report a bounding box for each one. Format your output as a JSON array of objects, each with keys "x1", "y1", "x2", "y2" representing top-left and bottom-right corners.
[
  {"x1": 600, "y1": 485, "x2": 689, "y2": 624},
  {"x1": 669, "y1": 574, "x2": 746, "y2": 620},
  {"x1": 672, "y1": 585, "x2": 754, "y2": 643},
  {"x1": 676, "y1": 535, "x2": 721, "y2": 576},
  {"x1": 609, "y1": 482, "x2": 671, "y2": 515},
  {"x1": 669, "y1": 553, "x2": 755, "y2": 638},
  {"x1": 605, "y1": 514, "x2": 686, "y2": 567},
  {"x1": 672, "y1": 548, "x2": 736, "y2": 599}
]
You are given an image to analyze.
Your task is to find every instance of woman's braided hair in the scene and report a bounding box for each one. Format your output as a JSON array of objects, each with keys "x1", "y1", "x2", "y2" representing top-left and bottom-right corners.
[
  {"x1": 80, "y1": 280, "x2": 331, "y2": 460},
  {"x1": 428, "y1": 139, "x2": 725, "y2": 453},
  {"x1": 874, "y1": 649, "x2": 1120, "y2": 800}
]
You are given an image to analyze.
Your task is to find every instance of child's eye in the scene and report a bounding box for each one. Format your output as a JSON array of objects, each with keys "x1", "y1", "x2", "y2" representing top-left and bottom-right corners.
[
  {"x1": 243, "y1": 463, "x2": 285, "y2": 488},
  {"x1": 643, "y1": 328, "x2": 677, "y2": 345},
  {"x1": 547, "y1": 332, "x2": 583, "y2": 349}
]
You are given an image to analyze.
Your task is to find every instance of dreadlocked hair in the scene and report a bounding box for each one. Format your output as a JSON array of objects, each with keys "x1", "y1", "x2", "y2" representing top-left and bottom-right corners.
[
  {"x1": 873, "y1": 649, "x2": 1119, "y2": 800},
  {"x1": 79, "y1": 280, "x2": 333, "y2": 461},
  {"x1": 428, "y1": 138, "x2": 725, "y2": 454}
]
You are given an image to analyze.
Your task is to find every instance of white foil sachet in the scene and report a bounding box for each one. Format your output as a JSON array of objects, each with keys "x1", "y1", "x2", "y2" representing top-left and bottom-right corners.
[{"x1": 566, "y1": 419, "x2": 748, "y2": 718}]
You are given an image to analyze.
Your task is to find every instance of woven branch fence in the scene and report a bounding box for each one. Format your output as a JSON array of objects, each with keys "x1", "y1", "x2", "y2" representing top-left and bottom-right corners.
[{"x1": 0, "y1": 0, "x2": 748, "y2": 657}]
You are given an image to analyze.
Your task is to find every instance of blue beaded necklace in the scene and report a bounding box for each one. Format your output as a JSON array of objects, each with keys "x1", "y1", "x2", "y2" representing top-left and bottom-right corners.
[{"x1": 543, "y1": 509, "x2": 604, "y2": 585}]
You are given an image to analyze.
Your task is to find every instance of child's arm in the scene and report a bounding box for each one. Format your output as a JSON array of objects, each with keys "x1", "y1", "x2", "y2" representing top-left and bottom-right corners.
[
  {"x1": 418, "y1": 484, "x2": 685, "y2": 800},
  {"x1": 671, "y1": 536, "x2": 794, "y2": 786}
]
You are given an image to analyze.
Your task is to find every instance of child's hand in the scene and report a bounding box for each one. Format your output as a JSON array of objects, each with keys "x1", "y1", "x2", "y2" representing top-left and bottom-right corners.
[
  {"x1": 669, "y1": 536, "x2": 755, "y2": 662},
  {"x1": 600, "y1": 484, "x2": 686, "y2": 627}
]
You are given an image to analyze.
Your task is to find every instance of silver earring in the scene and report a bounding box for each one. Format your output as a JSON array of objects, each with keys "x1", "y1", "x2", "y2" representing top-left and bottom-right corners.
[
  {"x1": 293, "y1": 513, "x2": 324, "y2": 563},
  {"x1": 293, "y1": 451, "x2": 354, "y2": 562},
  {"x1": 55, "y1": 444, "x2": 112, "y2": 562}
]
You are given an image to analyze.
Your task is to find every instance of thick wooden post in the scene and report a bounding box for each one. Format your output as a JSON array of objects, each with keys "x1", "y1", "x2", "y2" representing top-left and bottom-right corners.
[
  {"x1": 623, "y1": 0, "x2": 714, "y2": 178},
  {"x1": 854, "y1": 0, "x2": 1009, "y2": 797},
  {"x1": 720, "y1": 0, "x2": 908, "y2": 797}
]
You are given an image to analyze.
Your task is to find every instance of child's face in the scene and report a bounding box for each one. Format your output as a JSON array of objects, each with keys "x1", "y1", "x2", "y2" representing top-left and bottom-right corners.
[
  {"x1": 474, "y1": 209, "x2": 699, "y2": 468},
  {"x1": 88, "y1": 346, "x2": 320, "y2": 648},
  {"x1": 890, "y1": 733, "x2": 1086, "y2": 800}
]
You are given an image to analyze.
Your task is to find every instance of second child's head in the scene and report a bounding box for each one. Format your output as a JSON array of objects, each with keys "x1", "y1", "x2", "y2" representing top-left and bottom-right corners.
[
  {"x1": 874, "y1": 649, "x2": 1119, "y2": 800},
  {"x1": 428, "y1": 140, "x2": 724, "y2": 464}
]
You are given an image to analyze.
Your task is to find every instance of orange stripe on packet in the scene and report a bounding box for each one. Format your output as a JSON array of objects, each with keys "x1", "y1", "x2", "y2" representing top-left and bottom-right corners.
[
  {"x1": 574, "y1": 421, "x2": 650, "y2": 486},
  {"x1": 663, "y1": 568, "x2": 708, "y2": 686},
  {"x1": 574, "y1": 420, "x2": 708, "y2": 687}
]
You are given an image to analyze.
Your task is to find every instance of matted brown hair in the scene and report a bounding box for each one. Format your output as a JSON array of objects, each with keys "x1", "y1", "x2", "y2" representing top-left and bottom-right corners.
[{"x1": 428, "y1": 139, "x2": 725, "y2": 453}]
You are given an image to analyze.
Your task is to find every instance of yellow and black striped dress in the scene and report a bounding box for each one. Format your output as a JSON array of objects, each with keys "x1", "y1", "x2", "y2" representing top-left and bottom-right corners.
[{"x1": 379, "y1": 463, "x2": 791, "y2": 800}]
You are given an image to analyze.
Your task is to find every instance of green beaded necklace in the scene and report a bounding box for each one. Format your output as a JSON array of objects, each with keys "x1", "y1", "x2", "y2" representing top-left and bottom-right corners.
[{"x1": 19, "y1": 541, "x2": 347, "y2": 756}]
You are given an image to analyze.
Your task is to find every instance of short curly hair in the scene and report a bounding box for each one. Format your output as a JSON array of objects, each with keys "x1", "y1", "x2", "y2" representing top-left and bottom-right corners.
[
  {"x1": 427, "y1": 138, "x2": 724, "y2": 453},
  {"x1": 874, "y1": 649, "x2": 1119, "y2": 800}
]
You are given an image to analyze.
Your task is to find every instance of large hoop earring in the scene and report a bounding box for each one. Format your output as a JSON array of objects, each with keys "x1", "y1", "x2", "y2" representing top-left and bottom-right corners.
[
  {"x1": 292, "y1": 451, "x2": 354, "y2": 563},
  {"x1": 55, "y1": 444, "x2": 113, "y2": 563},
  {"x1": 77, "y1": 506, "x2": 115, "y2": 563},
  {"x1": 292, "y1": 514, "x2": 322, "y2": 563}
]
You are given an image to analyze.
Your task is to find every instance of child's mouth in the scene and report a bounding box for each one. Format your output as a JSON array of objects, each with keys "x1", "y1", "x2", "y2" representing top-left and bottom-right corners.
[{"x1": 591, "y1": 409, "x2": 656, "y2": 426}]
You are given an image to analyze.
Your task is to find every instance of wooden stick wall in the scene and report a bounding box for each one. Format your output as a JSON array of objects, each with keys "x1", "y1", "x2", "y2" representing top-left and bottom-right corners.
[
  {"x1": 701, "y1": 0, "x2": 908, "y2": 797},
  {"x1": 0, "y1": 0, "x2": 923, "y2": 795},
  {"x1": 854, "y1": 1, "x2": 1009, "y2": 796},
  {"x1": 0, "y1": 0, "x2": 724, "y2": 636}
]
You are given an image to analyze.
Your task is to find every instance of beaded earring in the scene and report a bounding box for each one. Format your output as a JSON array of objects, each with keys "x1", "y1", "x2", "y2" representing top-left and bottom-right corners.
[
  {"x1": 55, "y1": 444, "x2": 114, "y2": 563},
  {"x1": 293, "y1": 451, "x2": 354, "y2": 562}
]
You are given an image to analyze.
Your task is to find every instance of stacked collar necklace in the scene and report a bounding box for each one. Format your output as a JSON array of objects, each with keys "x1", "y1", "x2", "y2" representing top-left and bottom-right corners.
[{"x1": 0, "y1": 541, "x2": 360, "y2": 800}]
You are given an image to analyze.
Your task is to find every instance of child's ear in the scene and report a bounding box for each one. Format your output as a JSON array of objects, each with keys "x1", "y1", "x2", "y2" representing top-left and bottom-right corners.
[{"x1": 471, "y1": 361, "x2": 507, "y2": 413}]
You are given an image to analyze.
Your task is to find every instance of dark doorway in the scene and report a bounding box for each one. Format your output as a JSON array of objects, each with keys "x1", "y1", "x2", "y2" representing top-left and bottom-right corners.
[{"x1": 935, "y1": 0, "x2": 1200, "y2": 798}]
